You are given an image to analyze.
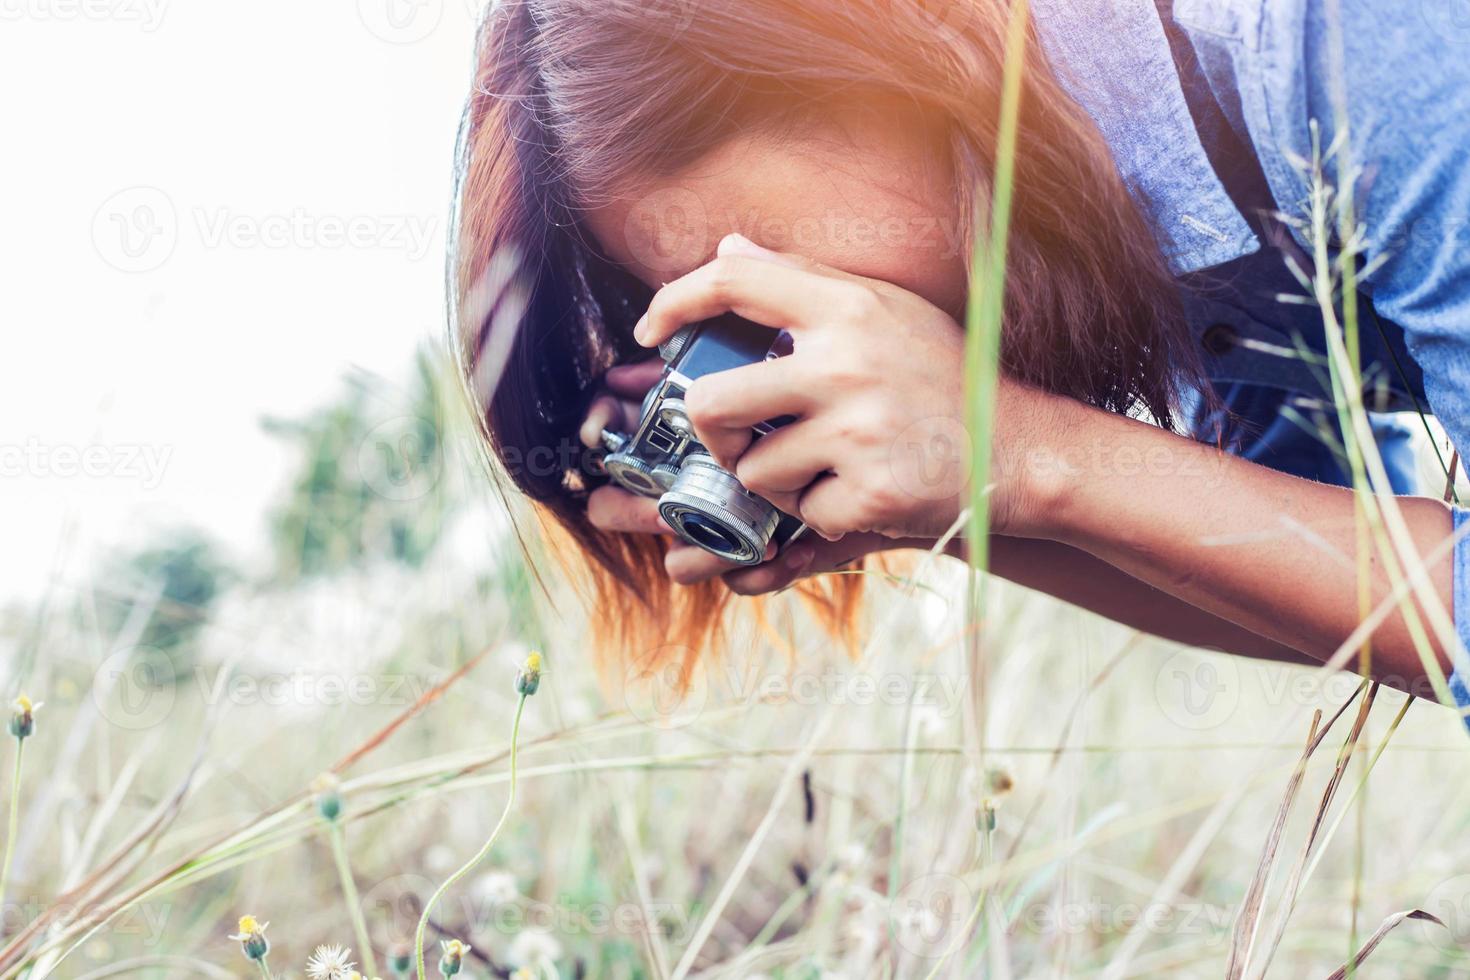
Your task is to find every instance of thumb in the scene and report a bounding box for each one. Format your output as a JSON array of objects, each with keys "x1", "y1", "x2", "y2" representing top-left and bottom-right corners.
[{"x1": 721, "y1": 532, "x2": 896, "y2": 596}]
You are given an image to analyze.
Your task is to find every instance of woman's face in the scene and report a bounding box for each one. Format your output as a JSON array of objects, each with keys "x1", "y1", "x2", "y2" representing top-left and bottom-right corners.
[{"x1": 584, "y1": 98, "x2": 970, "y2": 323}]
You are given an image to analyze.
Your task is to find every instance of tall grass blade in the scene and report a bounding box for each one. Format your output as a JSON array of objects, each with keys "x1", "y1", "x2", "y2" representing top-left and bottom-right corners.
[{"x1": 1322, "y1": 909, "x2": 1447, "y2": 980}]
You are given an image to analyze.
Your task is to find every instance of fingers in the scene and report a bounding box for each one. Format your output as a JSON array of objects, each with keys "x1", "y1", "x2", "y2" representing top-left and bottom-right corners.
[
  {"x1": 664, "y1": 541, "x2": 745, "y2": 585},
  {"x1": 633, "y1": 253, "x2": 858, "y2": 347},
  {"x1": 587, "y1": 486, "x2": 676, "y2": 536},
  {"x1": 684, "y1": 358, "x2": 813, "y2": 466},
  {"x1": 796, "y1": 474, "x2": 874, "y2": 541},
  {"x1": 580, "y1": 395, "x2": 628, "y2": 450},
  {"x1": 606, "y1": 358, "x2": 664, "y2": 397},
  {"x1": 731, "y1": 421, "x2": 836, "y2": 507},
  {"x1": 716, "y1": 233, "x2": 871, "y2": 286},
  {"x1": 722, "y1": 541, "x2": 818, "y2": 595},
  {"x1": 720, "y1": 531, "x2": 893, "y2": 596},
  {"x1": 581, "y1": 360, "x2": 664, "y2": 449}
]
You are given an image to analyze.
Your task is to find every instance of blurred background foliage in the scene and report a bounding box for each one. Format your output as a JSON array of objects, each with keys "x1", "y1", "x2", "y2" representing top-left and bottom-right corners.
[{"x1": 1, "y1": 344, "x2": 1469, "y2": 979}]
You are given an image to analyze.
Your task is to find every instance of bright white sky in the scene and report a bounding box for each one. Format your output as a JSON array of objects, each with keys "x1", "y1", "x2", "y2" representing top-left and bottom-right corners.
[{"x1": 0, "y1": 0, "x2": 484, "y2": 602}]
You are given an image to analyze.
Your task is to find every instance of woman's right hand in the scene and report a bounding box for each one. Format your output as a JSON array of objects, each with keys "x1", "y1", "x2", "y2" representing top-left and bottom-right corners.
[{"x1": 578, "y1": 361, "x2": 908, "y2": 595}]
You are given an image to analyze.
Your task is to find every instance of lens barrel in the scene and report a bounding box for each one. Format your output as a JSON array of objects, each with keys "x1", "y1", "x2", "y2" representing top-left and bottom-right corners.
[{"x1": 658, "y1": 454, "x2": 780, "y2": 566}]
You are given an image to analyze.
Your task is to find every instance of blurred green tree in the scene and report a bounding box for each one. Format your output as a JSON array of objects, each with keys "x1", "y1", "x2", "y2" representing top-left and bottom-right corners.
[
  {"x1": 263, "y1": 347, "x2": 457, "y2": 581},
  {"x1": 96, "y1": 527, "x2": 232, "y2": 683}
]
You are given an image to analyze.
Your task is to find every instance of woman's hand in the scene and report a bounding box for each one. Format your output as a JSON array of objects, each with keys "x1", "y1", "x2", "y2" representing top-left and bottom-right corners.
[
  {"x1": 632, "y1": 233, "x2": 1053, "y2": 541},
  {"x1": 577, "y1": 359, "x2": 906, "y2": 593}
]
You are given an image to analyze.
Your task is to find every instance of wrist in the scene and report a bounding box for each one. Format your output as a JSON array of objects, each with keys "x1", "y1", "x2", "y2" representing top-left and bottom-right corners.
[{"x1": 993, "y1": 389, "x2": 1093, "y2": 540}]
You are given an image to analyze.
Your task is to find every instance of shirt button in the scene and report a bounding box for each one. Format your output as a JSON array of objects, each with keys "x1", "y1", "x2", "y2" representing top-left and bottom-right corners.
[{"x1": 1201, "y1": 323, "x2": 1239, "y2": 356}]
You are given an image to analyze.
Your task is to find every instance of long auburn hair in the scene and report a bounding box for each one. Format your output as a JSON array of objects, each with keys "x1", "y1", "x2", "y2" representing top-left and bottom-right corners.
[{"x1": 452, "y1": 0, "x2": 1197, "y2": 674}]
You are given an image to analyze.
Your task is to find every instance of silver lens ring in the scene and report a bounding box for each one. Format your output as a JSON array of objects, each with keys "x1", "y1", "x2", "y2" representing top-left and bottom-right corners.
[
  {"x1": 604, "y1": 452, "x2": 663, "y2": 497},
  {"x1": 658, "y1": 454, "x2": 780, "y2": 566}
]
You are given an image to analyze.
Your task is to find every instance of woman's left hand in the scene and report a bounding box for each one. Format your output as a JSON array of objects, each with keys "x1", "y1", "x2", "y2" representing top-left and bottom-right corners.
[{"x1": 633, "y1": 233, "x2": 1051, "y2": 541}]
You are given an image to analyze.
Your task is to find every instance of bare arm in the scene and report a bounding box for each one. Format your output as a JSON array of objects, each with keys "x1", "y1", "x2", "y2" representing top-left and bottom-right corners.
[
  {"x1": 1009, "y1": 396, "x2": 1458, "y2": 689},
  {"x1": 980, "y1": 537, "x2": 1318, "y2": 667},
  {"x1": 765, "y1": 531, "x2": 1318, "y2": 666}
]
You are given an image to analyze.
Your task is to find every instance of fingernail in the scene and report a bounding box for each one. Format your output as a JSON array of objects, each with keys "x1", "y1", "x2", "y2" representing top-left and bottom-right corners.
[
  {"x1": 633, "y1": 313, "x2": 649, "y2": 345},
  {"x1": 719, "y1": 232, "x2": 770, "y2": 257},
  {"x1": 783, "y1": 544, "x2": 815, "y2": 571}
]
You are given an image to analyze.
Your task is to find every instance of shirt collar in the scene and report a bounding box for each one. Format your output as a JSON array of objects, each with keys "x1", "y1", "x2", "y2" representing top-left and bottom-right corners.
[{"x1": 1029, "y1": 0, "x2": 1259, "y2": 274}]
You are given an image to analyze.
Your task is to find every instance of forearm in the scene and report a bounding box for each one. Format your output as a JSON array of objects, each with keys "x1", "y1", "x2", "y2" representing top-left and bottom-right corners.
[
  {"x1": 1024, "y1": 398, "x2": 1457, "y2": 687},
  {"x1": 979, "y1": 537, "x2": 1316, "y2": 666}
]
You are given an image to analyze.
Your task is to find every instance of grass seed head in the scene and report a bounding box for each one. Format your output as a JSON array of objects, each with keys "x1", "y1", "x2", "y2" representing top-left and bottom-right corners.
[
  {"x1": 227, "y1": 915, "x2": 270, "y2": 961},
  {"x1": 985, "y1": 766, "x2": 1014, "y2": 798},
  {"x1": 438, "y1": 938, "x2": 471, "y2": 977},
  {"x1": 515, "y1": 652, "x2": 542, "y2": 696},
  {"x1": 978, "y1": 801, "x2": 998, "y2": 833},
  {"x1": 387, "y1": 942, "x2": 413, "y2": 977},
  {"x1": 8, "y1": 695, "x2": 40, "y2": 741},
  {"x1": 312, "y1": 772, "x2": 344, "y2": 821}
]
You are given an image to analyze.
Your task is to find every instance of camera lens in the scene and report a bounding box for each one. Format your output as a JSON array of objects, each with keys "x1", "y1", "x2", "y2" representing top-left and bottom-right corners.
[
  {"x1": 679, "y1": 514, "x2": 739, "y2": 554},
  {"x1": 658, "y1": 454, "x2": 781, "y2": 566}
]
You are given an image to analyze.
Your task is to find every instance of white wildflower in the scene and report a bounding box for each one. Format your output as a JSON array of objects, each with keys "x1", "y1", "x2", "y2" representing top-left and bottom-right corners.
[
  {"x1": 306, "y1": 943, "x2": 356, "y2": 980},
  {"x1": 508, "y1": 928, "x2": 562, "y2": 968},
  {"x1": 473, "y1": 869, "x2": 519, "y2": 906}
]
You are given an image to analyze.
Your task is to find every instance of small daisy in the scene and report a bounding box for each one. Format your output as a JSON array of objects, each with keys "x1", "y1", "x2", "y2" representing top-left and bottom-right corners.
[
  {"x1": 438, "y1": 939, "x2": 471, "y2": 977},
  {"x1": 227, "y1": 915, "x2": 270, "y2": 962},
  {"x1": 473, "y1": 869, "x2": 519, "y2": 905},
  {"x1": 306, "y1": 943, "x2": 356, "y2": 980},
  {"x1": 8, "y1": 695, "x2": 41, "y2": 740},
  {"x1": 508, "y1": 928, "x2": 561, "y2": 968},
  {"x1": 516, "y1": 651, "x2": 542, "y2": 696}
]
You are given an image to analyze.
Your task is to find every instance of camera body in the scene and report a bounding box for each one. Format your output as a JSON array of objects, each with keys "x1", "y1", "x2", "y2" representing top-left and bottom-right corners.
[{"x1": 598, "y1": 314, "x2": 805, "y2": 566}]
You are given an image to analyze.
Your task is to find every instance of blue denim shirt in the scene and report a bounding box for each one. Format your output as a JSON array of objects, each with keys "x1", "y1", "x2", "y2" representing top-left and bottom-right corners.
[{"x1": 1032, "y1": 0, "x2": 1470, "y2": 721}]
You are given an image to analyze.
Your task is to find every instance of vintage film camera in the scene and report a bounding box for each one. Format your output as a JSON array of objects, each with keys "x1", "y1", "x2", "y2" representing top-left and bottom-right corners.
[{"x1": 597, "y1": 314, "x2": 806, "y2": 566}]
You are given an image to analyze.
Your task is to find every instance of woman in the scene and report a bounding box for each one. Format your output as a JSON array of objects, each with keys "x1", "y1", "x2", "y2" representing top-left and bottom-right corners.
[{"x1": 453, "y1": 0, "x2": 1470, "y2": 713}]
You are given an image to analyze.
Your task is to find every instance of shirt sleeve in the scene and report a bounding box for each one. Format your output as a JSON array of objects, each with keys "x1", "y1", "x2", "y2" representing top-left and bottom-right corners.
[
  {"x1": 1452, "y1": 508, "x2": 1470, "y2": 733},
  {"x1": 1292, "y1": 1, "x2": 1470, "y2": 463},
  {"x1": 1286, "y1": 4, "x2": 1470, "y2": 733}
]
